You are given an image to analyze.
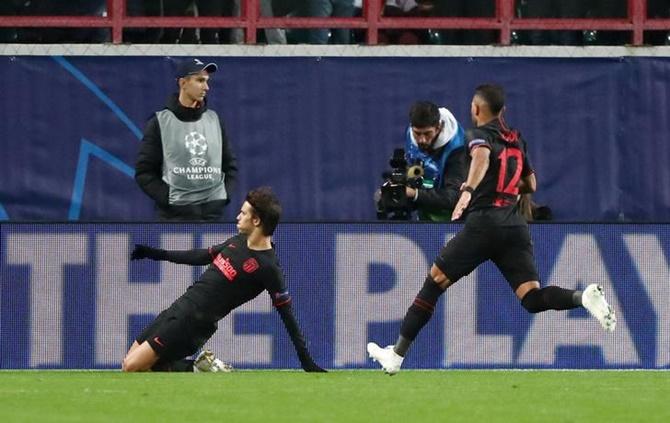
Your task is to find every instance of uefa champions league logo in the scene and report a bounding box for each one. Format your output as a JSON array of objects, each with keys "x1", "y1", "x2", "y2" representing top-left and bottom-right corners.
[
  {"x1": 185, "y1": 131, "x2": 207, "y2": 155},
  {"x1": 173, "y1": 131, "x2": 218, "y2": 176},
  {"x1": 185, "y1": 131, "x2": 208, "y2": 166}
]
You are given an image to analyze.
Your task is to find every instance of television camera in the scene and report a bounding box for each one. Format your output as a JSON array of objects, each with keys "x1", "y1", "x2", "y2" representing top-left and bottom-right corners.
[{"x1": 376, "y1": 148, "x2": 426, "y2": 220}]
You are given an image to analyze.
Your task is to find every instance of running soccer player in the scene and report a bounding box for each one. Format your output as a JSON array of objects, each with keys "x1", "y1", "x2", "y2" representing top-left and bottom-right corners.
[
  {"x1": 122, "y1": 187, "x2": 325, "y2": 373},
  {"x1": 367, "y1": 84, "x2": 616, "y2": 375}
]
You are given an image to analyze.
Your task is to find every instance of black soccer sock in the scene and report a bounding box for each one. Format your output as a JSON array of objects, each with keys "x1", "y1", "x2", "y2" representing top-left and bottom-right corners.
[
  {"x1": 521, "y1": 286, "x2": 582, "y2": 314},
  {"x1": 395, "y1": 276, "x2": 445, "y2": 356},
  {"x1": 151, "y1": 359, "x2": 194, "y2": 372}
]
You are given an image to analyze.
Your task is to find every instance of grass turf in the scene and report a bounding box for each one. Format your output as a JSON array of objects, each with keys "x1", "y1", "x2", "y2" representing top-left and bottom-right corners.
[{"x1": 0, "y1": 370, "x2": 668, "y2": 422}]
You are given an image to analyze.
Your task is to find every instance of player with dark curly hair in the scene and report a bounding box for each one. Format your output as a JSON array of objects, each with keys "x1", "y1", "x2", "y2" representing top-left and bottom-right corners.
[{"x1": 122, "y1": 187, "x2": 325, "y2": 373}]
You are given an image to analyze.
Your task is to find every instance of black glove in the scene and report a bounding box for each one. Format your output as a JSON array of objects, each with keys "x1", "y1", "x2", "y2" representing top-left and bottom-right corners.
[
  {"x1": 300, "y1": 356, "x2": 327, "y2": 373},
  {"x1": 130, "y1": 244, "x2": 166, "y2": 261}
]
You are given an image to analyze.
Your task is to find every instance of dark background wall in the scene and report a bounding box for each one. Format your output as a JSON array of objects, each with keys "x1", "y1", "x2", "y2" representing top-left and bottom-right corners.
[{"x1": 1, "y1": 55, "x2": 668, "y2": 221}]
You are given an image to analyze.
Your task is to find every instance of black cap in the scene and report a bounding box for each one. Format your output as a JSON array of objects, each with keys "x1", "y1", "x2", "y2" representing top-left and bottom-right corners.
[{"x1": 175, "y1": 58, "x2": 218, "y2": 79}]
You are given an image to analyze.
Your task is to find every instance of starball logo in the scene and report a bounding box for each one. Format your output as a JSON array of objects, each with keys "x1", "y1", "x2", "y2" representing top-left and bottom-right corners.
[
  {"x1": 170, "y1": 131, "x2": 222, "y2": 180},
  {"x1": 185, "y1": 131, "x2": 208, "y2": 156}
]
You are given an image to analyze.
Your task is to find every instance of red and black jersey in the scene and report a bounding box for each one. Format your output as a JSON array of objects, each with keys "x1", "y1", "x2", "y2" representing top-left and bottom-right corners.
[
  {"x1": 145, "y1": 233, "x2": 318, "y2": 369},
  {"x1": 464, "y1": 117, "x2": 534, "y2": 226},
  {"x1": 175, "y1": 234, "x2": 287, "y2": 322}
]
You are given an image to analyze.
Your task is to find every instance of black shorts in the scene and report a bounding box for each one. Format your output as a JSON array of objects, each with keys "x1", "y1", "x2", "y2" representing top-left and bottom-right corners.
[
  {"x1": 434, "y1": 223, "x2": 540, "y2": 291},
  {"x1": 136, "y1": 297, "x2": 217, "y2": 362}
]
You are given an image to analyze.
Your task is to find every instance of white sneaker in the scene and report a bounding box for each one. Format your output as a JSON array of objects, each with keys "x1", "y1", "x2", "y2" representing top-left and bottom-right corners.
[
  {"x1": 193, "y1": 350, "x2": 233, "y2": 373},
  {"x1": 367, "y1": 342, "x2": 404, "y2": 375},
  {"x1": 582, "y1": 284, "x2": 617, "y2": 332}
]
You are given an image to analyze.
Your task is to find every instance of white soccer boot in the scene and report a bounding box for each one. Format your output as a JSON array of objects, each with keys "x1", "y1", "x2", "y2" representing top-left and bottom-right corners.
[
  {"x1": 582, "y1": 284, "x2": 617, "y2": 332},
  {"x1": 367, "y1": 342, "x2": 404, "y2": 375},
  {"x1": 193, "y1": 350, "x2": 234, "y2": 373}
]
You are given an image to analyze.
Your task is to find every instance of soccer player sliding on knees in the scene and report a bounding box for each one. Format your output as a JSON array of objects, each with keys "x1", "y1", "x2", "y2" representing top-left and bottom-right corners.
[{"x1": 122, "y1": 187, "x2": 325, "y2": 373}]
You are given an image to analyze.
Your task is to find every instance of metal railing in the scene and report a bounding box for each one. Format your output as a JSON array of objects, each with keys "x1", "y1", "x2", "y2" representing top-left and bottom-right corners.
[{"x1": 0, "y1": 0, "x2": 668, "y2": 45}]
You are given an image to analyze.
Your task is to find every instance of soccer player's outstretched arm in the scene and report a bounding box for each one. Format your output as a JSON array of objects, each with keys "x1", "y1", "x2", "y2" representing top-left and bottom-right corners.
[
  {"x1": 130, "y1": 244, "x2": 219, "y2": 266},
  {"x1": 266, "y1": 271, "x2": 326, "y2": 372},
  {"x1": 274, "y1": 299, "x2": 326, "y2": 372}
]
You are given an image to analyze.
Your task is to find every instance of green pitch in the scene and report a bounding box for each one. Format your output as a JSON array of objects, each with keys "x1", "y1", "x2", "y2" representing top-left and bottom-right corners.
[{"x1": 1, "y1": 370, "x2": 668, "y2": 422}]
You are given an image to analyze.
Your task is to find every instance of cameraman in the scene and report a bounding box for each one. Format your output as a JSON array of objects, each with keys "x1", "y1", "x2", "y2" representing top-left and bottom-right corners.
[{"x1": 404, "y1": 101, "x2": 467, "y2": 220}]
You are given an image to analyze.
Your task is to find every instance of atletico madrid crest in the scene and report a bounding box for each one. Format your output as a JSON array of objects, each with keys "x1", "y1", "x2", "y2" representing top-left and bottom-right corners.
[{"x1": 243, "y1": 258, "x2": 259, "y2": 273}]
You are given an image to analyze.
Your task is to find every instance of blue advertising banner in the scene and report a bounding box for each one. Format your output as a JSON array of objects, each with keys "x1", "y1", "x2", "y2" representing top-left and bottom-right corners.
[
  {"x1": 1, "y1": 222, "x2": 668, "y2": 369},
  {"x1": 1, "y1": 56, "x2": 669, "y2": 222}
]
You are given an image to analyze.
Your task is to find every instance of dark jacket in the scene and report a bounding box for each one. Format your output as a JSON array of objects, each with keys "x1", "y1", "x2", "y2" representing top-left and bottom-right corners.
[
  {"x1": 135, "y1": 94, "x2": 238, "y2": 221},
  {"x1": 414, "y1": 145, "x2": 467, "y2": 221}
]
